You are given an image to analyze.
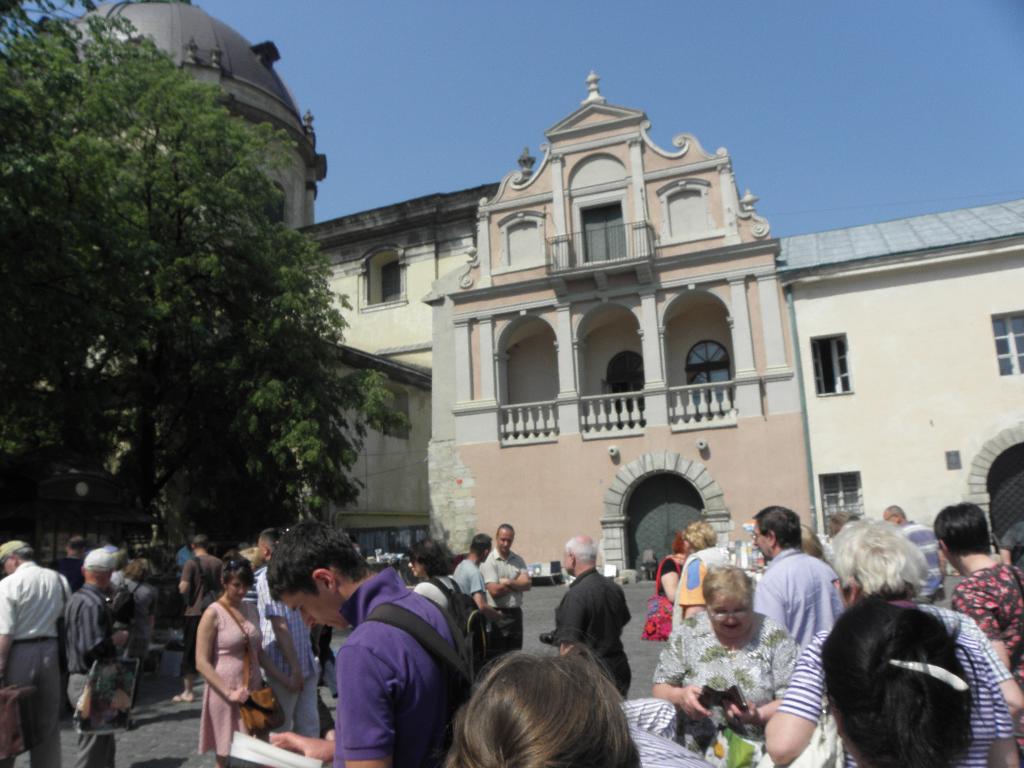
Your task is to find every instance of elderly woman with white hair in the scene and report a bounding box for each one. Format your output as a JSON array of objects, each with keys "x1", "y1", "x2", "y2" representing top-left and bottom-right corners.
[{"x1": 765, "y1": 519, "x2": 1020, "y2": 767}]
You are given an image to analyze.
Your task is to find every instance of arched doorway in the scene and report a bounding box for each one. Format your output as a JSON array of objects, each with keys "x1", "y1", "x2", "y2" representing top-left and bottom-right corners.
[
  {"x1": 988, "y1": 443, "x2": 1024, "y2": 539},
  {"x1": 626, "y1": 473, "x2": 704, "y2": 571}
]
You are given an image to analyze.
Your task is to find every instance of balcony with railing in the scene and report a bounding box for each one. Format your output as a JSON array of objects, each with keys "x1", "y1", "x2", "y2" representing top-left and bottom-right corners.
[
  {"x1": 667, "y1": 381, "x2": 737, "y2": 431},
  {"x1": 499, "y1": 401, "x2": 559, "y2": 445},
  {"x1": 579, "y1": 393, "x2": 646, "y2": 438},
  {"x1": 547, "y1": 221, "x2": 655, "y2": 273}
]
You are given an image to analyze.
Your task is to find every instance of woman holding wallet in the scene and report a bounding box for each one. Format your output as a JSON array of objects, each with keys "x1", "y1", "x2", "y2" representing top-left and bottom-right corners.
[
  {"x1": 652, "y1": 566, "x2": 797, "y2": 766},
  {"x1": 195, "y1": 558, "x2": 290, "y2": 768}
]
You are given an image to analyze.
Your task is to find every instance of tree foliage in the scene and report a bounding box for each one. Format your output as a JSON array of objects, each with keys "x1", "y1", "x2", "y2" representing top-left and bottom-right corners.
[{"x1": 0, "y1": 14, "x2": 394, "y2": 533}]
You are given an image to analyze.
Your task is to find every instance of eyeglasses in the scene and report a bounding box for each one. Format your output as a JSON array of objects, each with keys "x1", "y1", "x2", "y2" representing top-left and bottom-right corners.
[{"x1": 710, "y1": 608, "x2": 751, "y2": 621}]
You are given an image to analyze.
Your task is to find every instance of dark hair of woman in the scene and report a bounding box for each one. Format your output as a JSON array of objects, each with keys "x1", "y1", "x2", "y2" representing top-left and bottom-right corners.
[
  {"x1": 821, "y1": 598, "x2": 972, "y2": 768},
  {"x1": 221, "y1": 557, "x2": 255, "y2": 589},
  {"x1": 445, "y1": 649, "x2": 639, "y2": 768},
  {"x1": 408, "y1": 539, "x2": 452, "y2": 579}
]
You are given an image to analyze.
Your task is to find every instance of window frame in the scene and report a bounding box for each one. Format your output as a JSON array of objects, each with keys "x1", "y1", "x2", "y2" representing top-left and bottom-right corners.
[
  {"x1": 685, "y1": 339, "x2": 732, "y2": 384},
  {"x1": 811, "y1": 334, "x2": 852, "y2": 396},
  {"x1": 992, "y1": 312, "x2": 1024, "y2": 376},
  {"x1": 361, "y1": 247, "x2": 406, "y2": 310},
  {"x1": 819, "y1": 471, "x2": 863, "y2": 519}
]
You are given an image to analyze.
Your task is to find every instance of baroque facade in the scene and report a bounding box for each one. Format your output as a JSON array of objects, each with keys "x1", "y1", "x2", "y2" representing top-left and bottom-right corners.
[
  {"x1": 314, "y1": 76, "x2": 1024, "y2": 570},
  {"x1": 423, "y1": 76, "x2": 808, "y2": 568}
]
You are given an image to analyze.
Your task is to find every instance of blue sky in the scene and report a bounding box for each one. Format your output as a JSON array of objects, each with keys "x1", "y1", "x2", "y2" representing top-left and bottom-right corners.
[{"x1": 197, "y1": 0, "x2": 1024, "y2": 236}]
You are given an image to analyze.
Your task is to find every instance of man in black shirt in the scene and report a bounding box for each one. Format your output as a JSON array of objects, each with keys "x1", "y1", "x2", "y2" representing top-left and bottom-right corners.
[
  {"x1": 553, "y1": 534, "x2": 632, "y2": 695},
  {"x1": 65, "y1": 549, "x2": 128, "y2": 768}
]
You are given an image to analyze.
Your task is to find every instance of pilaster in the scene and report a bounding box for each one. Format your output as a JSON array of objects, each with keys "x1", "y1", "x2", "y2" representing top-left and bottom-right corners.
[
  {"x1": 478, "y1": 317, "x2": 496, "y2": 404},
  {"x1": 454, "y1": 321, "x2": 473, "y2": 404},
  {"x1": 550, "y1": 154, "x2": 567, "y2": 237},
  {"x1": 728, "y1": 276, "x2": 762, "y2": 417},
  {"x1": 628, "y1": 138, "x2": 648, "y2": 223}
]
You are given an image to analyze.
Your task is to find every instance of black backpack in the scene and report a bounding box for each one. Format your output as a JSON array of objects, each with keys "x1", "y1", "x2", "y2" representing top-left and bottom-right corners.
[
  {"x1": 426, "y1": 577, "x2": 488, "y2": 678},
  {"x1": 366, "y1": 593, "x2": 476, "y2": 754},
  {"x1": 109, "y1": 581, "x2": 138, "y2": 625}
]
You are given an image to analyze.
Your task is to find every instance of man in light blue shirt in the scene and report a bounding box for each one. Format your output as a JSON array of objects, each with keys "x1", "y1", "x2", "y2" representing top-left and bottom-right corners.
[
  {"x1": 454, "y1": 533, "x2": 503, "y2": 622},
  {"x1": 752, "y1": 506, "x2": 843, "y2": 648}
]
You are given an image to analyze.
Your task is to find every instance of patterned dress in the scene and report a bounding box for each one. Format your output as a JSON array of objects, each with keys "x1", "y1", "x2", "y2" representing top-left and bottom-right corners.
[
  {"x1": 952, "y1": 563, "x2": 1024, "y2": 687},
  {"x1": 653, "y1": 612, "x2": 798, "y2": 757},
  {"x1": 198, "y1": 600, "x2": 263, "y2": 757}
]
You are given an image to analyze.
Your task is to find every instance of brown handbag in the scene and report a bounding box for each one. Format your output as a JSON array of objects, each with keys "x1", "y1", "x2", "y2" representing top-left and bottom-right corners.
[
  {"x1": 0, "y1": 685, "x2": 36, "y2": 759},
  {"x1": 219, "y1": 601, "x2": 284, "y2": 736}
]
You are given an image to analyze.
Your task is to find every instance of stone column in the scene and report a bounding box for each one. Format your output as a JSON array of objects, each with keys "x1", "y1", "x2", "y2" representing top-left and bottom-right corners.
[
  {"x1": 476, "y1": 209, "x2": 492, "y2": 287},
  {"x1": 454, "y1": 321, "x2": 473, "y2": 404},
  {"x1": 555, "y1": 305, "x2": 580, "y2": 434},
  {"x1": 639, "y1": 293, "x2": 667, "y2": 426},
  {"x1": 628, "y1": 138, "x2": 648, "y2": 223},
  {"x1": 550, "y1": 154, "x2": 567, "y2": 237},
  {"x1": 729, "y1": 276, "x2": 762, "y2": 417},
  {"x1": 757, "y1": 274, "x2": 787, "y2": 370},
  {"x1": 478, "y1": 317, "x2": 496, "y2": 405}
]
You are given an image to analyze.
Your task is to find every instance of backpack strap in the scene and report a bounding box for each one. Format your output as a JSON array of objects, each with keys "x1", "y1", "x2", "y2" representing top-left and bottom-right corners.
[{"x1": 366, "y1": 603, "x2": 470, "y2": 684}]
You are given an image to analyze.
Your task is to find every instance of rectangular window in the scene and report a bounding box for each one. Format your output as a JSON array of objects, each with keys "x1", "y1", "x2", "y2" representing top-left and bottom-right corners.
[
  {"x1": 811, "y1": 335, "x2": 851, "y2": 395},
  {"x1": 819, "y1": 472, "x2": 863, "y2": 519},
  {"x1": 581, "y1": 203, "x2": 625, "y2": 264},
  {"x1": 380, "y1": 260, "x2": 402, "y2": 304},
  {"x1": 993, "y1": 313, "x2": 1024, "y2": 376}
]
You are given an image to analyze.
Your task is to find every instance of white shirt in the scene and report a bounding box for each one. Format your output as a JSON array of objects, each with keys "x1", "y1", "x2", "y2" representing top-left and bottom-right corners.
[{"x1": 0, "y1": 561, "x2": 70, "y2": 640}]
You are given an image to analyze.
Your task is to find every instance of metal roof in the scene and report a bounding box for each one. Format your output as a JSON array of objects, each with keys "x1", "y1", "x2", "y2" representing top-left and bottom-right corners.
[
  {"x1": 779, "y1": 199, "x2": 1024, "y2": 272},
  {"x1": 90, "y1": 2, "x2": 300, "y2": 117}
]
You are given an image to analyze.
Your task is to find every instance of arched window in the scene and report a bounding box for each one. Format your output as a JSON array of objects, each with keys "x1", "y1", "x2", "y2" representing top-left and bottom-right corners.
[
  {"x1": 364, "y1": 249, "x2": 404, "y2": 306},
  {"x1": 685, "y1": 341, "x2": 730, "y2": 384},
  {"x1": 606, "y1": 351, "x2": 644, "y2": 393}
]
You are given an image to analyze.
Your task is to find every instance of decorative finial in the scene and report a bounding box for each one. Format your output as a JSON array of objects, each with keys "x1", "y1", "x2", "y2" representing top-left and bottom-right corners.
[
  {"x1": 210, "y1": 45, "x2": 221, "y2": 68},
  {"x1": 185, "y1": 37, "x2": 198, "y2": 64},
  {"x1": 582, "y1": 71, "x2": 606, "y2": 105},
  {"x1": 303, "y1": 110, "x2": 315, "y2": 131},
  {"x1": 517, "y1": 146, "x2": 536, "y2": 177},
  {"x1": 740, "y1": 189, "x2": 759, "y2": 210}
]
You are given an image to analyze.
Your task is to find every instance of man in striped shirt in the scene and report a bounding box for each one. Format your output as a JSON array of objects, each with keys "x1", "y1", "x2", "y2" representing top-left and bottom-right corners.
[
  {"x1": 65, "y1": 549, "x2": 129, "y2": 768},
  {"x1": 883, "y1": 505, "x2": 945, "y2": 602}
]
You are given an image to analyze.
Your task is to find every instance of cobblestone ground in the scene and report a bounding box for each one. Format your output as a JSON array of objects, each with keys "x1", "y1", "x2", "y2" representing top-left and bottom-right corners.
[{"x1": 30, "y1": 574, "x2": 938, "y2": 766}]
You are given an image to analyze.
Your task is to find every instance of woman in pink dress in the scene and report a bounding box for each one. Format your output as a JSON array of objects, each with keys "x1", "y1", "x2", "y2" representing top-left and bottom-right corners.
[{"x1": 195, "y1": 558, "x2": 290, "y2": 767}]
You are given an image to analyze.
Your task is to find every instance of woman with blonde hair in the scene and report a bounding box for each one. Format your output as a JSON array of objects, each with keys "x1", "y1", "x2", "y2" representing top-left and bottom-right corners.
[
  {"x1": 654, "y1": 566, "x2": 797, "y2": 764},
  {"x1": 673, "y1": 520, "x2": 727, "y2": 626}
]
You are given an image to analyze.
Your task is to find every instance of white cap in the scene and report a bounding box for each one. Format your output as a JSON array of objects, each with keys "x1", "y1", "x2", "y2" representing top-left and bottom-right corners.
[{"x1": 83, "y1": 549, "x2": 116, "y2": 571}]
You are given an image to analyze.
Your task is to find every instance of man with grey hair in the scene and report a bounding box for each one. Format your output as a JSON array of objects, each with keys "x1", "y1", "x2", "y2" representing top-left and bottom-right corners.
[
  {"x1": 552, "y1": 534, "x2": 632, "y2": 695},
  {"x1": 0, "y1": 540, "x2": 70, "y2": 768},
  {"x1": 882, "y1": 504, "x2": 945, "y2": 602},
  {"x1": 65, "y1": 548, "x2": 129, "y2": 768}
]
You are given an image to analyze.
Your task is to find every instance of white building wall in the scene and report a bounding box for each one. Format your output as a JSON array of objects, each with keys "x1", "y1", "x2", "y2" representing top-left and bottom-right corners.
[{"x1": 792, "y1": 245, "x2": 1024, "y2": 525}]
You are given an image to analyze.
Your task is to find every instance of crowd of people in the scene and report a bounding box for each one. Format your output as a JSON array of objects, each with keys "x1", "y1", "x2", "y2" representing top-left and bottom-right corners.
[{"x1": 2, "y1": 500, "x2": 1024, "y2": 767}]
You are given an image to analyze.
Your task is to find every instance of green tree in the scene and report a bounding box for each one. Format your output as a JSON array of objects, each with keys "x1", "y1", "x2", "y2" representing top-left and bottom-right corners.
[{"x1": 0, "y1": 15, "x2": 395, "y2": 533}]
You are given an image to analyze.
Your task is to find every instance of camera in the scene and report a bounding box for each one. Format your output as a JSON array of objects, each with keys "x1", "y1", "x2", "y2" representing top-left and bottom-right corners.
[{"x1": 538, "y1": 631, "x2": 557, "y2": 646}]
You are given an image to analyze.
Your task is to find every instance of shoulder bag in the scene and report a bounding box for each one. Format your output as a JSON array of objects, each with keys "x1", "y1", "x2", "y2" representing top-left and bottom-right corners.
[
  {"x1": 641, "y1": 558, "x2": 674, "y2": 641},
  {"x1": 220, "y1": 602, "x2": 284, "y2": 736},
  {"x1": 755, "y1": 697, "x2": 843, "y2": 768}
]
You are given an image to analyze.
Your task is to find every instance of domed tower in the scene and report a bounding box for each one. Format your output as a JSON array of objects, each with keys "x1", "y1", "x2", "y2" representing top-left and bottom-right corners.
[{"x1": 88, "y1": 1, "x2": 326, "y2": 227}]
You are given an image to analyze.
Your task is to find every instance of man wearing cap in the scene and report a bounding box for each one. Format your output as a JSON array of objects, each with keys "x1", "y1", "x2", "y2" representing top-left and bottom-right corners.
[
  {"x1": 0, "y1": 540, "x2": 70, "y2": 768},
  {"x1": 65, "y1": 549, "x2": 129, "y2": 768}
]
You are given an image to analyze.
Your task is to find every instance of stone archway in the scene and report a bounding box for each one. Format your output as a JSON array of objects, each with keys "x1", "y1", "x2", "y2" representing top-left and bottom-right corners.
[
  {"x1": 965, "y1": 423, "x2": 1024, "y2": 529},
  {"x1": 600, "y1": 451, "x2": 728, "y2": 571}
]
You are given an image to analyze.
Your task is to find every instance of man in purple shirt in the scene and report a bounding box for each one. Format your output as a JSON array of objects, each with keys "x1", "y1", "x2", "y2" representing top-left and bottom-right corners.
[
  {"x1": 751, "y1": 505, "x2": 843, "y2": 648},
  {"x1": 266, "y1": 521, "x2": 451, "y2": 768}
]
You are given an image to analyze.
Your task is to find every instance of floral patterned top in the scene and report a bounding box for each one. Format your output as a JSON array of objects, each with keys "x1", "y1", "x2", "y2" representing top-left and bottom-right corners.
[
  {"x1": 952, "y1": 563, "x2": 1024, "y2": 687},
  {"x1": 653, "y1": 611, "x2": 798, "y2": 753}
]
